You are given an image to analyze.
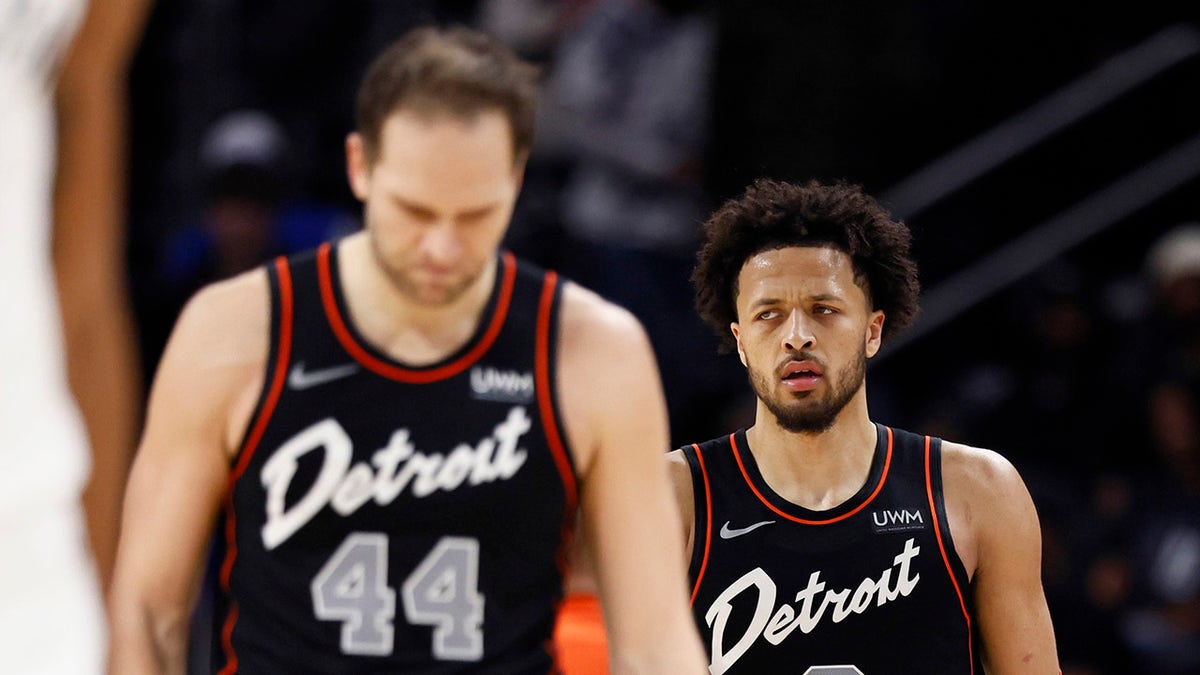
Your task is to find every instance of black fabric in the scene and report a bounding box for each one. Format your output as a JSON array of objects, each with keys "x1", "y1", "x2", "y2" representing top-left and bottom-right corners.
[
  {"x1": 684, "y1": 424, "x2": 981, "y2": 674},
  {"x1": 217, "y1": 243, "x2": 573, "y2": 673}
]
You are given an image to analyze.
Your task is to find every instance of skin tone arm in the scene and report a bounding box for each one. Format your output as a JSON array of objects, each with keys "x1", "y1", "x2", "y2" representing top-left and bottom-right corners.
[
  {"x1": 108, "y1": 271, "x2": 269, "y2": 675},
  {"x1": 53, "y1": 0, "x2": 154, "y2": 594},
  {"x1": 942, "y1": 442, "x2": 1060, "y2": 674},
  {"x1": 666, "y1": 450, "x2": 698, "y2": 564},
  {"x1": 557, "y1": 284, "x2": 708, "y2": 674}
]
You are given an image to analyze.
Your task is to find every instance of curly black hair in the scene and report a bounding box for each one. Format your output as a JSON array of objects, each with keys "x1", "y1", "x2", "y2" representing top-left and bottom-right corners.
[{"x1": 692, "y1": 178, "x2": 920, "y2": 352}]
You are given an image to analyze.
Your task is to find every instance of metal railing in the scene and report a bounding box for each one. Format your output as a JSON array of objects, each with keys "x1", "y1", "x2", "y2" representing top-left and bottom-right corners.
[{"x1": 874, "y1": 23, "x2": 1200, "y2": 361}]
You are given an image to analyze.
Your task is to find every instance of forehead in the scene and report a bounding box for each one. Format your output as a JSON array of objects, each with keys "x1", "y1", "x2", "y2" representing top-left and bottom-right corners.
[
  {"x1": 372, "y1": 109, "x2": 515, "y2": 198},
  {"x1": 735, "y1": 246, "x2": 863, "y2": 306}
]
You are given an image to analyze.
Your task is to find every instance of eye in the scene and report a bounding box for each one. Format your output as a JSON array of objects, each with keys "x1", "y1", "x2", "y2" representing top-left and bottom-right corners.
[
  {"x1": 398, "y1": 202, "x2": 437, "y2": 224},
  {"x1": 814, "y1": 305, "x2": 837, "y2": 315},
  {"x1": 756, "y1": 309, "x2": 780, "y2": 320},
  {"x1": 456, "y1": 208, "x2": 494, "y2": 226}
]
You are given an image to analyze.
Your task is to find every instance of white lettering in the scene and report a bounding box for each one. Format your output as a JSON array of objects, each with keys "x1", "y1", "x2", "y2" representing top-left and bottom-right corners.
[
  {"x1": 872, "y1": 509, "x2": 924, "y2": 527},
  {"x1": 791, "y1": 572, "x2": 828, "y2": 637},
  {"x1": 893, "y1": 538, "x2": 921, "y2": 595},
  {"x1": 706, "y1": 568, "x2": 775, "y2": 675},
  {"x1": 470, "y1": 367, "x2": 534, "y2": 401},
  {"x1": 331, "y1": 463, "x2": 375, "y2": 514},
  {"x1": 704, "y1": 539, "x2": 922, "y2": 672},
  {"x1": 259, "y1": 408, "x2": 533, "y2": 549},
  {"x1": 261, "y1": 419, "x2": 353, "y2": 550}
]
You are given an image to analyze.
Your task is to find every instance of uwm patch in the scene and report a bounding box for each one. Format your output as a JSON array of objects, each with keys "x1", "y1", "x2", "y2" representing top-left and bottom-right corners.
[
  {"x1": 870, "y1": 508, "x2": 926, "y2": 534},
  {"x1": 469, "y1": 366, "x2": 534, "y2": 403}
]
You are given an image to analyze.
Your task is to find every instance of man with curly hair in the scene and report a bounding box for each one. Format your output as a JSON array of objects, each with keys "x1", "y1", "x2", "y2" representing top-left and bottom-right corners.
[{"x1": 669, "y1": 178, "x2": 1060, "y2": 674}]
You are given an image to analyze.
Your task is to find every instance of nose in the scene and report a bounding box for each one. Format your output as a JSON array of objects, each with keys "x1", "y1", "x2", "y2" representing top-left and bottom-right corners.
[
  {"x1": 781, "y1": 309, "x2": 814, "y2": 352},
  {"x1": 418, "y1": 222, "x2": 463, "y2": 265}
]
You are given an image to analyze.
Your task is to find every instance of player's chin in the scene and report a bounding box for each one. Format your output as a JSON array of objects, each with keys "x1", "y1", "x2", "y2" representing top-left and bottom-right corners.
[{"x1": 412, "y1": 280, "x2": 470, "y2": 306}]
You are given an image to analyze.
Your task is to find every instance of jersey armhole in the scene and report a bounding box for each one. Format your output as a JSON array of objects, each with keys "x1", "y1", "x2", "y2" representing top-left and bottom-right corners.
[
  {"x1": 228, "y1": 256, "x2": 294, "y2": 479},
  {"x1": 683, "y1": 443, "x2": 713, "y2": 604},
  {"x1": 928, "y1": 438, "x2": 972, "y2": 589},
  {"x1": 926, "y1": 436, "x2": 978, "y2": 668}
]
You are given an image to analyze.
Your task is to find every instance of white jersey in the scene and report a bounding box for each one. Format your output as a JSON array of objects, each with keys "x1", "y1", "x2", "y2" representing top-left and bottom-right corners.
[
  {"x1": 0, "y1": 0, "x2": 89, "y2": 511},
  {"x1": 0, "y1": 1, "x2": 107, "y2": 672}
]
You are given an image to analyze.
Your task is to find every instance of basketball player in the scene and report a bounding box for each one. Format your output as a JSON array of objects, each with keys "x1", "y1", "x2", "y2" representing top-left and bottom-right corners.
[
  {"x1": 108, "y1": 26, "x2": 706, "y2": 673},
  {"x1": 670, "y1": 179, "x2": 1060, "y2": 673},
  {"x1": 0, "y1": 0, "x2": 147, "y2": 671}
]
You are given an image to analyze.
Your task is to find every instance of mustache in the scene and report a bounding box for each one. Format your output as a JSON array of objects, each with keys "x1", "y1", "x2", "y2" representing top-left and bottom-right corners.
[{"x1": 777, "y1": 351, "x2": 824, "y2": 372}]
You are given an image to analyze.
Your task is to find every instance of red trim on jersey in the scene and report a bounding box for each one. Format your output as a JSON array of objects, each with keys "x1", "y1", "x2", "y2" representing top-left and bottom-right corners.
[
  {"x1": 689, "y1": 443, "x2": 713, "y2": 605},
  {"x1": 218, "y1": 256, "x2": 295, "y2": 674},
  {"x1": 730, "y1": 427, "x2": 893, "y2": 524},
  {"x1": 536, "y1": 272, "x2": 579, "y2": 576},
  {"x1": 925, "y1": 435, "x2": 975, "y2": 674},
  {"x1": 317, "y1": 243, "x2": 517, "y2": 383}
]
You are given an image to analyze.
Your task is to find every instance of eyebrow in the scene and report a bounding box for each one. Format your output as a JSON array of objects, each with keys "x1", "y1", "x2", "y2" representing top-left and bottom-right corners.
[
  {"x1": 748, "y1": 293, "x2": 843, "y2": 310},
  {"x1": 458, "y1": 203, "x2": 500, "y2": 219},
  {"x1": 392, "y1": 195, "x2": 436, "y2": 217},
  {"x1": 392, "y1": 195, "x2": 501, "y2": 219},
  {"x1": 748, "y1": 297, "x2": 783, "y2": 311}
]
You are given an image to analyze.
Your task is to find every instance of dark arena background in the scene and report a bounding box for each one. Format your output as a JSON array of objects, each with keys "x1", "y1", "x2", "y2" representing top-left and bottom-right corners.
[{"x1": 123, "y1": 2, "x2": 1199, "y2": 672}]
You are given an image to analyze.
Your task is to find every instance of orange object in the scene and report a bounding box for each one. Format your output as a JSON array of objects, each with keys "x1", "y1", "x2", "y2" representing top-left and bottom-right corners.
[{"x1": 553, "y1": 592, "x2": 609, "y2": 675}]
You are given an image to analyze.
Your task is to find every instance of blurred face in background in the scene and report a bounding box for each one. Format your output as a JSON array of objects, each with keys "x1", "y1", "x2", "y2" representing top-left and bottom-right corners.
[{"x1": 346, "y1": 108, "x2": 525, "y2": 306}]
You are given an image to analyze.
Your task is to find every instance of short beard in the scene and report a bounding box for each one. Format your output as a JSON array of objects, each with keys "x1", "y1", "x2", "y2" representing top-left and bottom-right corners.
[
  {"x1": 368, "y1": 230, "x2": 477, "y2": 307},
  {"x1": 750, "y1": 350, "x2": 866, "y2": 434}
]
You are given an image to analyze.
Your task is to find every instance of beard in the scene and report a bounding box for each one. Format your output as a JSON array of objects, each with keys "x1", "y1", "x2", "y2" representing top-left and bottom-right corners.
[
  {"x1": 368, "y1": 232, "x2": 481, "y2": 307},
  {"x1": 748, "y1": 350, "x2": 867, "y2": 434}
]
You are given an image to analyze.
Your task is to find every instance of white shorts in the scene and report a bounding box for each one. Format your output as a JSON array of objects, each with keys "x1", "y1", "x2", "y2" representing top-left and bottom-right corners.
[{"x1": 0, "y1": 502, "x2": 105, "y2": 674}]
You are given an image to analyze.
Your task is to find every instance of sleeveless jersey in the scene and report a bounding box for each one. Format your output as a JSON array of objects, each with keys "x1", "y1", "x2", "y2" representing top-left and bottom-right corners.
[
  {"x1": 683, "y1": 425, "x2": 981, "y2": 675},
  {"x1": 217, "y1": 242, "x2": 579, "y2": 674}
]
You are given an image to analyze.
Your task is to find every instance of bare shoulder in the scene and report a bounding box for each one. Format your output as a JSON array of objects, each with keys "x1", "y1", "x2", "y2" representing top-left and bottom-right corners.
[
  {"x1": 940, "y1": 440, "x2": 1039, "y2": 577},
  {"x1": 665, "y1": 448, "x2": 696, "y2": 558},
  {"x1": 555, "y1": 281, "x2": 666, "y2": 475},
  {"x1": 59, "y1": 0, "x2": 153, "y2": 77},
  {"x1": 665, "y1": 449, "x2": 695, "y2": 514},
  {"x1": 555, "y1": 280, "x2": 660, "y2": 422},
  {"x1": 169, "y1": 268, "x2": 271, "y2": 365},
  {"x1": 940, "y1": 440, "x2": 1029, "y2": 503},
  {"x1": 666, "y1": 448, "x2": 692, "y2": 483},
  {"x1": 939, "y1": 444, "x2": 1059, "y2": 669},
  {"x1": 557, "y1": 281, "x2": 652, "y2": 353},
  {"x1": 148, "y1": 268, "x2": 272, "y2": 457}
]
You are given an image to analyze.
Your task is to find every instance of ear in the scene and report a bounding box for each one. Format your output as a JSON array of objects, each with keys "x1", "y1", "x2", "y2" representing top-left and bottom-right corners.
[
  {"x1": 345, "y1": 132, "x2": 371, "y2": 201},
  {"x1": 730, "y1": 322, "x2": 747, "y2": 367},
  {"x1": 865, "y1": 310, "x2": 885, "y2": 359}
]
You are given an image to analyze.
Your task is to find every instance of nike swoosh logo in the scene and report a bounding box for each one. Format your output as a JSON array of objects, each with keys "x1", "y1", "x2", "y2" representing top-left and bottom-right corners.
[
  {"x1": 719, "y1": 520, "x2": 776, "y2": 539},
  {"x1": 287, "y1": 362, "x2": 360, "y2": 390}
]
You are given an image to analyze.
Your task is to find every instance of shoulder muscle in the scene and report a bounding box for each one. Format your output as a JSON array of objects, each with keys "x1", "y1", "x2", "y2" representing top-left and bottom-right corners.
[
  {"x1": 144, "y1": 268, "x2": 272, "y2": 460},
  {"x1": 555, "y1": 282, "x2": 666, "y2": 476},
  {"x1": 940, "y1": 441, "x2": 1039, "y2": 578}
]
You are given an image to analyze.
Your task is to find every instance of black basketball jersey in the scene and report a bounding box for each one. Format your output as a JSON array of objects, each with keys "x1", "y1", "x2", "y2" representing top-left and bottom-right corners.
[
  {"x1": 682, "y1": 425, "x2": 982, "y2": 675},
  {"x1": 215, "y1": 243, "x2": 578, "y2": 673}
]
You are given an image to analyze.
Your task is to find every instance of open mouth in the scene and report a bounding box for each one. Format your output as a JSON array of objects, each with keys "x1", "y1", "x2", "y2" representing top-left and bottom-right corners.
[{"x1": 781, "y1": 360, "x2": 823, "y2": 381}]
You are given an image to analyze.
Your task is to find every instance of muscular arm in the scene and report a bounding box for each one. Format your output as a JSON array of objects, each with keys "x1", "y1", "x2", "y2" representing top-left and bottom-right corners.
[
  {"x1": 108, "y1": 272, "x2": 269, "y2": 674},
  {"x1": 53, "y1": 0, "x2": 154, "y2": 594},
  {"x1": 943, "y1": 443, "x2": 1060, "y2": 674},
  {"x1": 557, "y1": 284, "x2": 707, "y2": 674}
]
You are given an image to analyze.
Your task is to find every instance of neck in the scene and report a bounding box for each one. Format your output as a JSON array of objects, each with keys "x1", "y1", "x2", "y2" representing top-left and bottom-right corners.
[
  {"x1": 745, "y1": 390, "x2": 878, "y2": 511},
  {"x1": 337, "y1": 233, "x2": 498, "y2": 365}
]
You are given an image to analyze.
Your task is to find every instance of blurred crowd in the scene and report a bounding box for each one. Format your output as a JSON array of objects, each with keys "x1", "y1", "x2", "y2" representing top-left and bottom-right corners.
[{"x1": 121, "y1": 1, "x2": 1199, "y2": 672}]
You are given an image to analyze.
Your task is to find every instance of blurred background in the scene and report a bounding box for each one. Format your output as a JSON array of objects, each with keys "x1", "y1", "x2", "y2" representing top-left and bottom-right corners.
[{"x1": 121, "y1": 1, "x2": 1199, "y2": 672}]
